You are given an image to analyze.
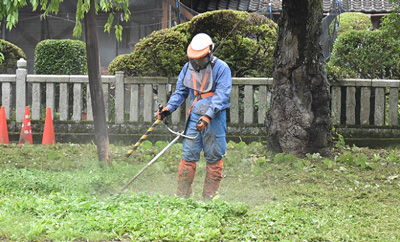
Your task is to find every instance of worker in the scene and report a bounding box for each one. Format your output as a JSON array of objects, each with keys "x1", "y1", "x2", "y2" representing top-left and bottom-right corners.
[{"x1": 158, "y1": 33, "x2": 232, "y2": 201}]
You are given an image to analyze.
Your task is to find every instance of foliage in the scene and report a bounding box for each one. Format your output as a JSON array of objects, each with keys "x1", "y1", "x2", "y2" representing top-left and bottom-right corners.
[
  {"x1": 34, "y1": 39, "x2": 87, "y2": 75},
  {"x1": 331, "y1": 12, "x2": 371, "y2": 38},
  {"x1": 174, "y1": 10, "x2": 277, "y2": 77},
  {"x1": 0, "y1": 39, "x2": 26, "y2": 74},
  {"x1": 380, "y1": 0, "x2": 400, "y2": 40},
  {"x1": 108, "y1": 54, "x2": 135, "y2": 75},
  {"x1": 328, "y1": 30, "x2": 400, "y2": 80},
  {"x1": 0, "y1": 142, "x2": 400, "y2": 240},
  {"x1": 133, "y1": 29, "x2": 188, "y2": 77},
  {"x1": 325, "y1": 60, "x2": 357, "y2": 82},
  {"x1": 0, "y1": 0, "x2": 130, "y2": 40},
  {"x1": 110, "y1": 10, "x2": 277, "y2": 77}
]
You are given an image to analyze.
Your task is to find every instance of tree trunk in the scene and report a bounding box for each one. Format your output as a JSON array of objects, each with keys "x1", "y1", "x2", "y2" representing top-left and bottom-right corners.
[
  {"x1": 84, "y1": 0, "x2": 111, "y2": 166},
  {"x1": 266, "y1": 0, "x2": 332, "y2": 156}
]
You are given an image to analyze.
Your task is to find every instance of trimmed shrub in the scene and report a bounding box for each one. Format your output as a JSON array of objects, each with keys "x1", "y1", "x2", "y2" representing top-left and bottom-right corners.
[
  {"x1": 0, "y1": 39, "x2": 27, "y2": 74},
  {"x1": 108, "y1": 54, "x2": 135, "y2": 76},
  {"x1": 34, "y1": 39, "x2": 87, "y2": 75},
  {"x1": 174, "y1": 10, "x2": 277, "y2": 77},
  {"x1": 109, "y1": 29, "x2": 187, "y2": 77},
  {"x1": 328, "y1": 30, "x2": 400, "y2": 80},
  {"x1": 331, "y1": 12, "x2": 371, "y2": 38},
  {"x1": 109, "y1": 10, "x2": 277, "y2": 77},
  {"x1": 133, "y1": 29, "x2": 188, "y2": 77}
]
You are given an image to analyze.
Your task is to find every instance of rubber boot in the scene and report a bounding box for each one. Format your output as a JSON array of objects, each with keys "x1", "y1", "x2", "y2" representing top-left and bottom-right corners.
[
  {"x1": 176, "y1": 159, "x2": 196, "y2": 198},
  {"x1": 203, "y1": 160, "x2": 223, "y2": 201}
]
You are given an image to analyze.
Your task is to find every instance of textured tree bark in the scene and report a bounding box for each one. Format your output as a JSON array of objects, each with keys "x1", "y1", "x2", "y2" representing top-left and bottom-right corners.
[
  {"x1": 266, "y1": 0, "x2": 332, "y2": 156},
  {"x1": 84, "y1": 0, "x2": 111, "y2": 166}
]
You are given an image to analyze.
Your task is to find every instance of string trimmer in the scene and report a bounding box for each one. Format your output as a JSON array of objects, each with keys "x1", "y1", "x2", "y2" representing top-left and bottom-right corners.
[{"x1": 117, "y1": 110, "x2": 198, "y2": 196}]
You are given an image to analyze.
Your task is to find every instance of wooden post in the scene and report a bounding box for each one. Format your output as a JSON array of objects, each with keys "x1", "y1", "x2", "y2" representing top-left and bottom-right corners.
[{"x1": 162, "y1": 0, "x2": 169, "y2": 29}]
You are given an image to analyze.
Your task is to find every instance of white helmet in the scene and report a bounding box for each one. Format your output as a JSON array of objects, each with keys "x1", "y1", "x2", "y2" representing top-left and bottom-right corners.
[{"x1": 187, "y1": 33, "x2": 214, "y2": 59}]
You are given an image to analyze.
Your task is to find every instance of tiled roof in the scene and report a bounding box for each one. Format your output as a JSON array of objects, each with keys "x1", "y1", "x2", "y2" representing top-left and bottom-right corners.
[{"x1": 194, "y1": 0, "x2": 394, "y2": 14}]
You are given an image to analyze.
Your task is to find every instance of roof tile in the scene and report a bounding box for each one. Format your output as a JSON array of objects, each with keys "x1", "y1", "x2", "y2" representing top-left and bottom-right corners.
[{"x1": 197, "y1": 0, "x2": 394, "y2": 13}]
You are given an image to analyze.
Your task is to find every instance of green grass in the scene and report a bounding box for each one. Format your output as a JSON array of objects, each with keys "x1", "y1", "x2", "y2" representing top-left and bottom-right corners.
[{"x1": 0, "y1": 141, "x2": 399, "y2": 241}]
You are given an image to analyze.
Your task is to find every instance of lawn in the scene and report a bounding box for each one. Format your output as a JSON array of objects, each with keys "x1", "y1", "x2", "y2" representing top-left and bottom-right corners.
[{"x1": 0, "y1": 140, "x2": 399, "y2": 241}]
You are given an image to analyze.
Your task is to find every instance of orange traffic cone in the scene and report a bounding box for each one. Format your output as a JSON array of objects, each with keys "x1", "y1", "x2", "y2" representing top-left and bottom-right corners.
[
  {"x1": 0, "y1": 106, "x2": 9, "y2": 144},
  {"x1": 42, "y1": 107, "x2": 55, "y2": 145},
  {"x1": 19, "y1": 106, "x2": 33, "y2": 145}
]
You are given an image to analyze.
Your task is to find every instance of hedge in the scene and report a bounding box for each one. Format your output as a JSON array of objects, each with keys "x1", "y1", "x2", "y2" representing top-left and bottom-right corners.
[
  {"x1": 109, "y1": 10, "x2": 277, "y2": 77},
  {"x1": 134, "y1": 29, "x2": 187, "y2": 77},
  {"x1": 34, "y1": 39, "x2": 87, "y2": 75},
  {"x1": 331, "y1": 12, "x2": 371, "y2": 38},
  {"x1": 108, "y1": 54, "x2": 135, "y2": 76},
  {"x1": 327, "y1": 30, "x2": 400, "y2": 80},
  {"x1": 0, "y1": 39, "x2": 26, "y2": 74}
]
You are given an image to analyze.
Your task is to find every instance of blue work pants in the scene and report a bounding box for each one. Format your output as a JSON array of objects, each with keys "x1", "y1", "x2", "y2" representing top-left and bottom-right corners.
[{"x1": 182, "y1": 111, "x2": 227, "y2": 164}]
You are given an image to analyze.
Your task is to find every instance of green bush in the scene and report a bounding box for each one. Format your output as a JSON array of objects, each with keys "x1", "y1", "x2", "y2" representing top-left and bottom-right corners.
[
  {"x1": 34, "y1": 39, "x2": 87, "y2": 75},
  {"x1": 133, "y1": 29, "x2": 188, "y2": 77},
  {"x1": 109, "y1": 29, "x2": 187, "y2": 77},
  {"x1": 331, "y1": 12, "x2": 371, "y2": 38},
  {"x1": 327, "y1": 30, "x2": 400, "y2": 80},
  {"x1": 0, "y1": 39, "x2": 26, "y2": 74},
  {"x1": 109, "y1": 10, "x2": 277, "y2": 77},
  {"x1": 380, "y1": 1, "x2": 400, "y2": 40},
  {"x1": 108, "y1": 54, "x2": 135, "y2": 75},
  {"x1": 174, "y1": 10, "x2": 277, "y2": 77}
]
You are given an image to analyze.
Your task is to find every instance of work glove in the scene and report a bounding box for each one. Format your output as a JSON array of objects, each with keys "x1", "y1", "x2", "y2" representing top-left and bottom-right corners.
[
  {"x1": 197, "y1": 115, "x2": 211, "y2": 131},
  {"x1": 157, "y1": 105, "x2": 170, "y2": 120}
]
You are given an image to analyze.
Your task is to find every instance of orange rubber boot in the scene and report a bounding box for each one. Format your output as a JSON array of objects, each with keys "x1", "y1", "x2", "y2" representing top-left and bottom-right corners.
[
  {"x1": 203, "y1": 160, "x2": 223, "y2": 201},
  {"x1": 176, "y1": 159, "x2": 196, "y2": 198}
]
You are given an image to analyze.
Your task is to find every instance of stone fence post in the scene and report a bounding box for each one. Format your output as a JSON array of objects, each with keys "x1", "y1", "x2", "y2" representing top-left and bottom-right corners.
[
  {"x1": 16, "y1": 58, "x2": 27, "y2": 122},
  {"x1": 115, "y1": 71, "x2": 124, "y2": 124}
]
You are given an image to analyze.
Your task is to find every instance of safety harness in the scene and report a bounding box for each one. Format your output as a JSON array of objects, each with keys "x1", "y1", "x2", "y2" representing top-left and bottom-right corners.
[{"x1": 186, "y1": 56, "x2": 218, "y2": 117}]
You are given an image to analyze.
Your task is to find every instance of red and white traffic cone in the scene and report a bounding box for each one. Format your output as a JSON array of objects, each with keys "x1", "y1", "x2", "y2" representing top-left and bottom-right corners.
[{"x1": 18, "y1": 106, "x2": 33, "y2": 145}]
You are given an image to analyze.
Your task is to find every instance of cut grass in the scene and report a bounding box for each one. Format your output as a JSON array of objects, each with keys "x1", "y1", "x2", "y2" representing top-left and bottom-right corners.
[{"x1": 0, "y1": 142, "x2": 399, "y2": 241}]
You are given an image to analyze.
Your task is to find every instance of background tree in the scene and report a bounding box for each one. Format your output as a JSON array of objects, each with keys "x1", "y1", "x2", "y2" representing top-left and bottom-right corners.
[
  {"x1": 0, "y1": 0, "x2": 130, "y2": 166},
  {"x1": 0, "y1": 39, "x2": 26, "y2": 74},
  {"x1": 266, "y1": 0, "x2": 332, "y2": 156},
  {"x1": 380, "y1": 0, "x2": 400, "y2": 39}
]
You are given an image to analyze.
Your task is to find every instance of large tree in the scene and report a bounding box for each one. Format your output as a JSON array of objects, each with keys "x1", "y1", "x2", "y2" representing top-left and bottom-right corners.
[
  {"x1": 0, "y1": 0, "x2": 130, "y2": 165},
  {"x1": 266, "y1": 0, "x2": 332, "y2": 156}
]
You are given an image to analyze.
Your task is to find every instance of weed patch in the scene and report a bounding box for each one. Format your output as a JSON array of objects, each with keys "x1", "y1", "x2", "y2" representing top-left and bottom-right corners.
[{"x1": 0, "y1": 142, "x2": 399, "y2": 241}]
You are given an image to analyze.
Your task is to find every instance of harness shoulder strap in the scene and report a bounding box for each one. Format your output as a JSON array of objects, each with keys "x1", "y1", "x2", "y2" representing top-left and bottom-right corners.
[
  {"x1": 186, "y1": 56, "x2": 218, "y2": 117},
  {"x1": 211, "y1": 56, "x2": 218, "y2": 68}
]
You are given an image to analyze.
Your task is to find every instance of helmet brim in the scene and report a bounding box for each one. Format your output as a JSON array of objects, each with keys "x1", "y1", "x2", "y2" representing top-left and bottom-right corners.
[{"x1": 187, "y1": 44, "x2": 210, "y2": 59}]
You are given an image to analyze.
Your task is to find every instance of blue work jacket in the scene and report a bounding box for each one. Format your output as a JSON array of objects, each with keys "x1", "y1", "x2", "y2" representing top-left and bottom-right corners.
[{"x1": 166, "y1": 57, "x2": 232, "y2": 119}]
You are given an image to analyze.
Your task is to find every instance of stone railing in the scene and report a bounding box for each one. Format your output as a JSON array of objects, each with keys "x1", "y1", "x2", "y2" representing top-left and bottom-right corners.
[
  {"x1": 0, "y1": 59, "x2": 272, "y2": 125},
  {"x1": 1, "y1": 59, "x2": 400, "y2": 146},
  {"x1": 331, "y1": 79, "x2": 400, "y2": 126},
  {"x1": 0, "y1": 59, "x2": 271, "y2": 143}
]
